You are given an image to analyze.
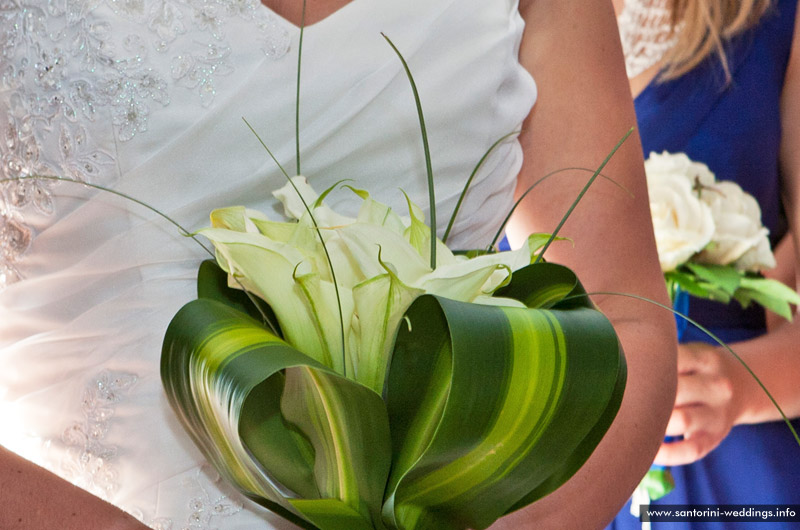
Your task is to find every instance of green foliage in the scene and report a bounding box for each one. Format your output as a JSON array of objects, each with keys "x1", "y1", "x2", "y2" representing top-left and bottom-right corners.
[
  {"x1": 161, "y1": 261, "x2": 625, "y2": 530},
  {"x1": 666, "y1": 262, "x2": 800, "y2": 320}
]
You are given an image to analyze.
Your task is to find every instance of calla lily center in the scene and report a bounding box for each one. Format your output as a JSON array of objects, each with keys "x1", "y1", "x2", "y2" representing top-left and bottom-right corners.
[{"x1": 201, "y1": 177, "x2": 540, "y2": 392}]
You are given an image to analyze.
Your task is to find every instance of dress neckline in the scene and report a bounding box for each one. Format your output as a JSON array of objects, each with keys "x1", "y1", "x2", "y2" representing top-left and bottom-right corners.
[{"x1": 258, "y1": 0, "x2": 364, "y2": 32}]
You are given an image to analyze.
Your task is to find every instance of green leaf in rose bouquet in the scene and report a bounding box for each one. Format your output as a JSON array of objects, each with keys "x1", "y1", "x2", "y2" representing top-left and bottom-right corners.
[
  {"x1": 380, "y1": 262, "x2": 625, "y2": 530},
  {"x1": 734, "y1": 276, "x2": 800, "y2": 320},
  {"x1": 684, "y1": 262, "x2": 742, "y2": 297},
  {"x1": 161, "y1": 298, "x2": 392, "y2": 530},
  {"x1": 639, "y1": 468, "x2": 676, "y2": 501},
  {"x1": 665, "y1": 268, "x2": 733, "y2": 303}
]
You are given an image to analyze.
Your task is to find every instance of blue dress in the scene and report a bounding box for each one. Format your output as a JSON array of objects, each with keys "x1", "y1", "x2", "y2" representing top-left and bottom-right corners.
[{"x1": 609, "y1": 1, "x2": 800, "y2": 528}]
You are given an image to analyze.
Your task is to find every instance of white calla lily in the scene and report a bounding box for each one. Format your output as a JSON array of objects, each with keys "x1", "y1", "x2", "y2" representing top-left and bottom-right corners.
[
  {"x1": 202, "y1": 179, "x2": 543, "y2": 390},
  {"x1": 273, "y1": 176, "x2": 356, "y2": 227},
  {"x1": 352, "y1": 273, "x2": 425, "y2": 391}
]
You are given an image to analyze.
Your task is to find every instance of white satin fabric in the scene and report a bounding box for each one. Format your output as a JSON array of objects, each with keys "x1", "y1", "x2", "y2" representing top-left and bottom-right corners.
[{"x1": 0, "y1": 0, "x2": 536, "y2": 527}]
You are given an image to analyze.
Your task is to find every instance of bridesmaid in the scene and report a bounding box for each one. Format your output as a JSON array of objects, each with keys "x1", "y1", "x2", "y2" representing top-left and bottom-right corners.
[{"x1": 609, "y1": 1, "x2": 800, "y2": 528}]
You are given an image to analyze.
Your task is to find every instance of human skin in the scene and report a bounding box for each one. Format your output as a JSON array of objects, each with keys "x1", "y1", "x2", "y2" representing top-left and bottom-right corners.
[{"x1": 0, "y1": 445, "x2": 149, "y2": 530}]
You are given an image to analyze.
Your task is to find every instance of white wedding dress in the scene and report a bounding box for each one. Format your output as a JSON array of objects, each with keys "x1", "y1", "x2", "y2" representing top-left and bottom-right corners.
[{"x1": 0, "y1": 0, "x2": 536, "y2": 527}]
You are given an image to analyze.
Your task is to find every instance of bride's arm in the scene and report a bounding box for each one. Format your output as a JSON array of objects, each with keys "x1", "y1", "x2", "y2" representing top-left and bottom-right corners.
[
  {"x1": 0, "y1": 445, "x2": 149, "y2": 529},
  {"x1": 496, "y1": 1, "x2": 677, "y2": 528}
]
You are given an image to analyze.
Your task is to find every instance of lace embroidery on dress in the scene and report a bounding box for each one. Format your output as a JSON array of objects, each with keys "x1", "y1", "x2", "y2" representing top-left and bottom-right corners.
[
  {"x1": 0, "y1": 0, "x2": 291, "y2": 290},
  {"x1": 617, "y1": 0, "x2": 683, "y2": 78},
  {"x1": 127, "y1": 466, "x2": 244, "y2": 530},
  {"x1": 60, "y1": 370, "x2": 139, "y2": 499}
]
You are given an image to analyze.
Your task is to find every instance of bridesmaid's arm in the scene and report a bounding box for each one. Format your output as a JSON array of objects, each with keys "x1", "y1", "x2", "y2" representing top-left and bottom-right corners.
[
  {"x1": 494, "y1": 1, "x2": 677, "y2": 528},
  {"x1": 0, "y1": 445, "x2": 150, "y2": 530},
  {"x1": 764, "y1": 233, "x2": 797, "y2": 331}
]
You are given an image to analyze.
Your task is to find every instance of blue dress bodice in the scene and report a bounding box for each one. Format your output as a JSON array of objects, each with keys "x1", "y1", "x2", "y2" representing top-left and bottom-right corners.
[{"x1": 610, "y1": 1, "x2": 800, "y2": 528}]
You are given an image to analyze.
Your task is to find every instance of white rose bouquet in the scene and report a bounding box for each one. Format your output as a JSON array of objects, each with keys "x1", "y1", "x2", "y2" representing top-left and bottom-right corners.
[{"x1": 646, "y1": 151, "x2": 798, "y2": 319}]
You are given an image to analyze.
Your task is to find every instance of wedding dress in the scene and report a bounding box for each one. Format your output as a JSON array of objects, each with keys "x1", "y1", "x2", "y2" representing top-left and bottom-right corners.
[{"x1": 0, "y1": 0, "x2": 536, "y2": 527}]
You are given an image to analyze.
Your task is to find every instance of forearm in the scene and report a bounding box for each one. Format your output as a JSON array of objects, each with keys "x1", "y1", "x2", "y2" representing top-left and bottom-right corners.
[
  {"x1": 724, "y1": 320, "x2": 800, "y2": 424},
  {"x1": 495, "y1": 1, "x2": 677, "y2": 528},
  {"x1": 0, "y1": 445, "x2": 150, "y2": 530}
]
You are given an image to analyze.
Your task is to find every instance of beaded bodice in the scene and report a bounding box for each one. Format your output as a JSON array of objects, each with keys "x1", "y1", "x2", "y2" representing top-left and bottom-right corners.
[{"x1": 0, "y1": 0, "x2": 291, "y2": 289}]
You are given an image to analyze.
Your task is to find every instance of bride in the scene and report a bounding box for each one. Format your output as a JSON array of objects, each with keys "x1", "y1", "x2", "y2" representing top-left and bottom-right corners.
[{"x1": 0, "y1": 0, "x2": 676, "y2": 528}]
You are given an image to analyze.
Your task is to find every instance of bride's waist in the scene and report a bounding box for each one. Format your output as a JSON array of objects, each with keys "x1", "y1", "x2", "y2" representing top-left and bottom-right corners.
[{"x1": 0, "y1": 255, "x2": 200, "y2": 348}]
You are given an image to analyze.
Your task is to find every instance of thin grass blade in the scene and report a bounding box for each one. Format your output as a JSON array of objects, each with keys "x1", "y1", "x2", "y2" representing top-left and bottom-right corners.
[{"x1": 382, "y1": 33, "x2": 436, "y2": 270}]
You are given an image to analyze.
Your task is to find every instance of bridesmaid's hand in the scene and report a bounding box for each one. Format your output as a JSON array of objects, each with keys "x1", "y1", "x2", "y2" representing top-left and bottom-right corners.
[{"x1": 654, "y1": 342, "x2": 747, "y2": 466}]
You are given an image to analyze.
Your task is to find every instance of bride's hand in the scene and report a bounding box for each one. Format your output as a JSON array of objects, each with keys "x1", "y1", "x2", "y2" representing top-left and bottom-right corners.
[{"x1": 654, "y1": 342, "x2": 746, "y2": 466}]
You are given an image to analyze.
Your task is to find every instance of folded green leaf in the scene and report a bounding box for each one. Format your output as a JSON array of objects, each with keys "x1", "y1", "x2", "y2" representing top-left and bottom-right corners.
[
  {"x1": 161, "y1": 299, "x2": 391, "y2": 530},
  {"x1": 382, "y1": 263, "x2": 625, "y2": 530},
  {"x1": 197, "y1": 259, "x2": 280, "y2": 333}
]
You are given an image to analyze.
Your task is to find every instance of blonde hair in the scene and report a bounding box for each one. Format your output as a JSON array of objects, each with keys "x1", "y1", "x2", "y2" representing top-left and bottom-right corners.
[{"x1": 661, "y1": 0, "x2": 773, "y2": 80}]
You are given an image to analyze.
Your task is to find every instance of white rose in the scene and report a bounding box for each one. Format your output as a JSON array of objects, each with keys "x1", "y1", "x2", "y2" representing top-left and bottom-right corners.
[
  {"x1": 735, "y1": 236, "x2": 777, "y2": 272},
  {"x1": 695, "y1": 181, "x2": 775, "y2": 271},
  {"x1": 645, "y1": 151, "x2": 716, "y2": 189},
  {"x1": 647, "y1": 170, "x2": 716, "y2": 272}
]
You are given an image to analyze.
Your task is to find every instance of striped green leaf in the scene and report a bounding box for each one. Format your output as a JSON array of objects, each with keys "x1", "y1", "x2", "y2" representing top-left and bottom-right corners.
[
  {"x1": 161, "y1": 299, "x2": 391, "y2": 530},
  {"x1": 382, "y1": 262, "x2": 625, "y2": 529}
]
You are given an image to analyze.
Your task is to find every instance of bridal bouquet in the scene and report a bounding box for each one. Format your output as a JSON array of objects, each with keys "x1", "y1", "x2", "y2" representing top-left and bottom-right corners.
[
  {"x1": 160, "y1": 176, "x2": 626, "y2": 530},
  {"x1": 157, "y1": 33, "x2": 627, "y2": 530}
]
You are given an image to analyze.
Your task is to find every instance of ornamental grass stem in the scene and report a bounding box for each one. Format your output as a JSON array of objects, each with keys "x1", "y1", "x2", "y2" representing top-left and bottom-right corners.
[
  {"x1": 245, "y1": 0, "x2": 347, "y2": 377},
  {"x1": 4, "y1": 175, "x2": 282, "y2": 335},
  {"x1": 579, "y1": 290, "x2": 800, "y2": 449},
  {"x1": 443, "y1": 130, "x2": 521, "y2": 245},
  {"x1": 296, "y1": 0, "x2": 305, "y2": 176},
  {"x1": 534, "y1": 128, "x2": 634, "y2": 264},
  {"x1": 382, "y1": 33, "x2": 437, "y2": 270},
  {"x1": 3, "y1": 175, "x2": 214, "y2": 257},
  {"x1": 488, "y1": 166, "x2": 632, "y2": 251}
]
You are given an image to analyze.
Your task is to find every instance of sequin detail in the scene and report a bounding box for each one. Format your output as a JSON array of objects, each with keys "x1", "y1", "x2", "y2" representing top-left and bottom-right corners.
[
  {"x1": 180, "y1": 468, "x2": 243, "y2": 530},
  {"x1": 0, "y1": 0, "x2": 291, "y2": 289},
  {"x1": 60, "y1": 370, "x2": 138, "y2": 499},
  {"x1": 127, "y1": 466, "x2": 244, "y2": 530}
]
